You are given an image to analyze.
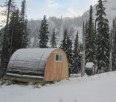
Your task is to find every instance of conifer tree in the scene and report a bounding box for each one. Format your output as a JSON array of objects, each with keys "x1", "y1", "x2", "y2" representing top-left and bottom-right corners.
[
  {"x1": 0, "y1": 0, "x2": 29, "y2": 77},
  {"x1": 9, "y1": 9, "x2": 22, "y2": 54},
  {"x1": 72, "y1": 31, "x2": 81, "y2": 73},
  {"x1": 1, "y1": 0, "x2": 15, "y2": 74},
  {"x1": 60, "y1": 29, "x2": 73, "y2": 74},
  {"x1": 96, "y1": 0, "x2": 110, "y2": 72},
  {"x1": 60, "y1": 29, "x2": 68, "y2": 52},
  {"x1": 112, "y1": 18, "x2": 116, "y2": 70},
  {"x1": 0, "y1": 28, "x2": 4, "y2": 58},
  {"x1": 20, "y1": 0, "x2": 28, "y2": 48},
  {"x1": 0, "y1": 28, "x2": 5, "y2": 76},
  {"x1": 85, "y1": 5, "x2": 96, "y2": 63},
  {"x1": 38, "y1": 15, "x2": 49, "y2": 48},
  {"x1": 50, "y1": 29, "x2": 57, "y2": 48},
  {"x1": 67, "y1": 35, "x2": 73, "y2": 74}
]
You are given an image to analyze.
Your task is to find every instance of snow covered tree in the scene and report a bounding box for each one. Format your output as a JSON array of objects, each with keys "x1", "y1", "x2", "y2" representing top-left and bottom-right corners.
[
  {"x1": 60, "y1": 29, "x2": 73, "y2": 74},
  {"x1": 50, "y1": 29, "x2": 57, "y2": 48},
  {"x1": 85, "y1": 5, "x2": 96, "y2": 63},
  {"x1": 112, "y1": 18, "x2": 116, "y2": 70},
  {"x1": 95, "y1": 0, "x2": 110, "y2": 72},
  {"x1": 67, "y1": 34, "x2": 73, "y2": 74},
  {"x1": 0, "y1": 28, "x2": 4, "y2": 58},
  {"x1": 0, "y1": 0, "x2": 29, "y2": 77},
  {"x1": 1, "y1": 0, "x2": 15, "y2": 75},
  {"x1": 8, "y1": 0, "x2": 28, "y2": 54},
  {"x1": 38, "y1": 15, "x2": 49, "y2": 48},
  {"x1": 72, "y1": 31, "x2": 81, "y2": 73},
  {"x1": 60, "y1": 29, "x2": 68, "y2": 51},
  {"x1": 20, "y1": 0, "x2": 29, "y2": 48},
  {"x1": 9, "y1": 9, "x2": 22, "y2": 54}
]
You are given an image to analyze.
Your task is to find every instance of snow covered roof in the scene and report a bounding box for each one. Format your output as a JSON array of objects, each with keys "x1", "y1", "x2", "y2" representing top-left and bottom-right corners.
[
  {"x1": 7, "y1": 48, "x2": 57, "y2": 76},
  {"x1": 10, "y1": 48, "x2": 56, "y2": 61},
  {"x1": 86, "y1": 62, "x2": 94, "y2": 69}
]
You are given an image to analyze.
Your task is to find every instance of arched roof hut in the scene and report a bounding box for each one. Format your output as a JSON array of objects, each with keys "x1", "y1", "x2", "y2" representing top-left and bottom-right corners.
[{"x1": 6, "y1": 48, "x2": 69, "y2": 81}]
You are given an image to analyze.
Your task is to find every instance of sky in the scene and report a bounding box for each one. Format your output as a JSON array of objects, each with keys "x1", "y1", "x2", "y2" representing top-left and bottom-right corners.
[{"x1": 0, "y1": 0, "x2": 98, "y2": 20}]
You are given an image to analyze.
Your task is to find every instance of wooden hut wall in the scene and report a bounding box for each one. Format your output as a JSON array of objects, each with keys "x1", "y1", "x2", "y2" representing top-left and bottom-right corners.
[{"x1": 44, "y1": 49, "x2": 69, "y2": 81}]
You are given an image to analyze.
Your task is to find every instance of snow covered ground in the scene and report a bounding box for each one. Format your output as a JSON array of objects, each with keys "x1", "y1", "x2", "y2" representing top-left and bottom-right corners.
[{"x1": 0, "y1": 72, "x2": 116, "y2": 102}]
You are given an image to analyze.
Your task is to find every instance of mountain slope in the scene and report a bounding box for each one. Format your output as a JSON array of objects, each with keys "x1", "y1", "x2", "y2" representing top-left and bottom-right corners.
[
  {"x1": 82, "y1": 0, "x2": 116, "y2": 26},
  {"x1": 27, "y1": 0, "x2": 116, "y2": 47}
]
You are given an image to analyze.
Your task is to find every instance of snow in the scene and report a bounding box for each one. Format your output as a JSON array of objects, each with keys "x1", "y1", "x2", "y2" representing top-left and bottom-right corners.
[
  {"x1": 10, "y1": 48, "x2": 56, "y2": 61},
  {"x1": 7, "y1": 48, "x2": 56, "y2": 72},
  {"x1": 7, "y1": 48, "x2": 59, "y2": 76},
  {"x1": 86, "y1": 62, "x2": 94, "y2": 69},
  {"x1": 1, "y1": 71, "x2": 116, "y2": 102},
  {"x1": 82, "y1": 0, "x2": 116, "y2": 27},
  {"x1": 27, "y1": 0, "x2": 116, "y2": 47}
]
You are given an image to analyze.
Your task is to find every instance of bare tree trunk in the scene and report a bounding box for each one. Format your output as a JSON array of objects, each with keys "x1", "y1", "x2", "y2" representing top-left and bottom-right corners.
[
  {"x1": 109, "y1": 21, "x2": 114, "y2": 71},
  {"x1": 6, "y1": 0, "x2": 11, "y2": 30},
  {"x1": 109, "y1": 52, "x2": 112, "y2": 71},
  {"x1": 81, "y1": 22, "x2": 85, "y2": 77}
]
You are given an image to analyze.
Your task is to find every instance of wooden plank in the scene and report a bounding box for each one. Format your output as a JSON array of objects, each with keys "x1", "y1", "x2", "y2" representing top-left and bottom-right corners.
[{"x1": 44, "y1": 49, "x2": 69, "y2": 81}]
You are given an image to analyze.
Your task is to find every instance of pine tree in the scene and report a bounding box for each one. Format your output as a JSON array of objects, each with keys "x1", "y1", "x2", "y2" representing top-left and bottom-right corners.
[
  {"x1": 9, "y1": 9, "x2": 22, "y2": 54},
  {"x1": 38, "y1": 15, "x2": 49, "y2": 48},
  {"x1": 85, "y1": 5, "x2": 96, "y2": 63},
  {"x1": 67, "y1": 35, "x2": 73, "y2": 74},
  {"x1": 0, "y1": 28, "x2": 4, "y2": 58},
  {"x1": 20, "y1": 0, "x2": 28, "y2": 48},
  {"x1": 60, "y1": 29, "x2": 68, "y2": 52},
  {"x1": 85, "y1": 21, "x2": 89, "y2": 62},
  {"x1": 60, "y1": 29, "x2": 73, "y2": 74},
  {"x1": 1, "y1": 0, "x2": 15, "y2": 75},
  {"x1": 96, "y1": 0, "x2": 110, "y2": 72},
  {"x1": 72, "y1": 31, "x2": 81, "y2": 73},
  {"x1": 50, "y1": 29, "x2": 57, "y2": 48},
  {"x1": 112, "y1": 18, "x2": 116, "y2": 70},
  {"x1": 0, "y1": 28, "x2": 5, "y2": 77}
]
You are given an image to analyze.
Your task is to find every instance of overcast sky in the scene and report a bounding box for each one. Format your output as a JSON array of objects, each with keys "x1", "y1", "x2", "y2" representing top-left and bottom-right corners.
[{"x1": 0, "y1": 0, "x2": 98, "y2": 20}]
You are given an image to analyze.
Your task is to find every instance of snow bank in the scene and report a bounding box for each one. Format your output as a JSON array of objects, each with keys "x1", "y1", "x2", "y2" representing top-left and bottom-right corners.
[{"x1": 0, "y1": 71, "x2": 116, "y2": 102}]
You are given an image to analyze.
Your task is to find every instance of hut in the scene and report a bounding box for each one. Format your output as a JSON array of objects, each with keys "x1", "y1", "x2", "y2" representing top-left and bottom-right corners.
[
  {"x1": 6, "y1": 48, "x2": 69, "y2": 82},
  {"x1": 85, "y1": 62, "x2": 97, "y2": 75}
]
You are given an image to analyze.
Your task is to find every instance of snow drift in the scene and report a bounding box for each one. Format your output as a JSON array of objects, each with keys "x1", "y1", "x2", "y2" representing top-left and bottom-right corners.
[{"x1": 0, "y1": 71, "x2": 116, "y2": 102}]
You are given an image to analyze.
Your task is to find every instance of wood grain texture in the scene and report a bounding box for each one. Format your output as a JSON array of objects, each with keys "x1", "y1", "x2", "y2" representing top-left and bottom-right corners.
[{"x1": 44, "y1": 49, "x2": 69, "y2": 81}]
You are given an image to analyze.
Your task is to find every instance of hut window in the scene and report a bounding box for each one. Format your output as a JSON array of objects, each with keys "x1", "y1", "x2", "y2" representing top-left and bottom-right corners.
[{"x1": 56, "y1": 54, "x2": 62, "y2": 62}]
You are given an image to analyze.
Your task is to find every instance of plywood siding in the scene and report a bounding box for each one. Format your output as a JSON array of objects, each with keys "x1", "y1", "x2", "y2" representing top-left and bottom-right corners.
[{"x1": 44, "y1": 49, "x2": 69, "y2": 81}]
